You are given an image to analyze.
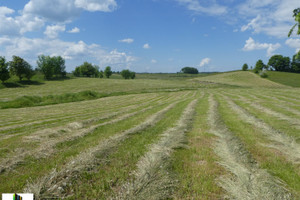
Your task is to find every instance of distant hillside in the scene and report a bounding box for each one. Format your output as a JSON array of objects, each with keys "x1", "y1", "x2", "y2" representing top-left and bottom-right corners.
[
  {"x1": 193, "y1": 71, "x2": 286, "y2": 88},
  {"x1": 265, "y1": 71, "x2": 300, "y2": 87}
]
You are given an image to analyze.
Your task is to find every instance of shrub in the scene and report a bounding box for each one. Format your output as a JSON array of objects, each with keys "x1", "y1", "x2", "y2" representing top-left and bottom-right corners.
[
  {"x1": 121, "y1": 69, "x2": 136, "y2": 79},
  {"x1": 259, "y1": 71, "x2": 268, "y2": 78}
]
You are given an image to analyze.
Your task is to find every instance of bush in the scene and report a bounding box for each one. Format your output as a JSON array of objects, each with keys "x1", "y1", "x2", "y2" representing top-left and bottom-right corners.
[
  {"x1": 121, "y1": 69, "x2": 136, "y2": 79},
  {"x1": 259, "y1": 71, "x2": 268, "y2": 78},
  {"x1": 73, "y1": 62, "x2": 99, "y2": 77},
  {"x1": 180, "y1": 67, "x2": 198, "y2": 74}
]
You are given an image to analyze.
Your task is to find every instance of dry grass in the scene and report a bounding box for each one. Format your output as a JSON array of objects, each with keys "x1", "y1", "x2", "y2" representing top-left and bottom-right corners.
[
  {"x1": 223, "y1": 95, "x2": 300, "y2": 164},
  {"x1": 207, "y1": 94, "x2": 291, "y2": 199},
  {"x1": 114, "y1": 99, "x2": 198, "y2": 200},
  {"x1": 23, "y1": 100, "x2": 181, "y2": 199}
]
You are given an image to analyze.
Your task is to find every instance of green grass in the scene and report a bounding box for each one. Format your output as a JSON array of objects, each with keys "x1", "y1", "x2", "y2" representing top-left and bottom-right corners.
[
  {"x1": 266, "y1": 71, "x2": 300, "y2": 87},
  {"x1": 171, "y1": 94, "x2": 225, "y2": 199}
]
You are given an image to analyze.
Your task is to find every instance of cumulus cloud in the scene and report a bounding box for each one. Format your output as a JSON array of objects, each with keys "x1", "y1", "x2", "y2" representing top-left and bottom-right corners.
[
  {"x1": 68, "y1": 27, "x2": 80, "y2": 33},
  {"x1": 151, "y1": 59, "x2": 157, "y2": 63},
  {"x1": 23, "y1": 0, "x2": 117, "y2": 22},
  {"x1": 174, "y1": 0, "x2": 227, "y2": 15},
  {"x1": 238, "y1": 0, "x2": 298, "y2": 38},
  {"x1": 0, "y1": 6, "x2": 44, "y2": 35},
  {"x1": 44, "y1": 24, "x2": 66, "y2": 38},
  {"x1": 243, "y1": 37, "x2": 281, "y2": 57},
  {"x1": 75, "y1": 0, "x2": 117, "y2": 12},
  {"x1": 118, "y1": 38, "x2": 134, "y2": 44},
  {"x1": 143, "y1": 43, "x2": 150, "y2": 49},
  {"x1": 199, "y1": 58, "x2": 211, "y2": 67},
  {"x1": 285, "y1": 38, "x2": 300, "y2": 53}
]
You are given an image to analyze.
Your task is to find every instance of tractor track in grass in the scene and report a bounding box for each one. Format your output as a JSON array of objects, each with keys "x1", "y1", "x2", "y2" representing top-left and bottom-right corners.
[
  {"x1": 208, "y1": 94, "x2": 291, "y2": 199},
  {"x1": 23, "y1": 98, "x2": 186, "y2": 199},
  {"x1": 113, "y1": 98, "x2": 198, "y2": 200},
  {"x1": 0, "y1": 93, "x2": 184, "y2": 173},
  {"x1": 222, "y1": 94, "x2": 300, "y2": 164}
]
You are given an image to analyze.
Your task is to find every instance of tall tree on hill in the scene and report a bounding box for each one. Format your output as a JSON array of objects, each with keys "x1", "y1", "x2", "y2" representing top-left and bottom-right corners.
[
  {"x1": 9, "y1": 56, "x2": 34, "y2": 81},
  {"x1": 242, "y1": 63, "x2": 248, "y2": 71},
  {"x1": 254, "y1": 60, "x2": 266, "y2": 73},
  {"x1": 104, "y1": 66, "x2": 112, "y2": 78},
  {"x1": 268, "y1": 55, "x2": 291, "y2": 72},
  {"x1": 0, "y1": 56, "x2": 10, "y2": 83}
]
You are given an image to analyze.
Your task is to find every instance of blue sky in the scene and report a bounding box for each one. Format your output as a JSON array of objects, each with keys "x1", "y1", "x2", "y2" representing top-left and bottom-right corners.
[{"x1": 0, "y1": 0, "x2": 299, "y2": 72}]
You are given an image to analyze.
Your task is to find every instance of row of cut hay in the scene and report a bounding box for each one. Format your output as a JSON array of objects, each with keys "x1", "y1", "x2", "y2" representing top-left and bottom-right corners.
[
  {"x1": 246, "y1": 93, "x2": 300, "y2": 116},
  {"x1": 222, "y1": 94, "x2": 300, "y2": 164},
  {"x1": 0, "y1": 91, "x2": 190, "y2": 134},
  {"x1": 222, "y1": 92, "x2": 300, "y2": 129},
  {"x1": 207, "y1": 94, "x2": 291, "y2": 199},
  {"x1": 0, "y1": 93, "x2": 161, "y2": 131},
  {"x1": 113, "y1": 99, "x2": 198, "y2": 200},
  {"x1": 24, "y1": 99, "x2": 183, "y2": 199},
  {"x1": 0, "y1": 92, "x2": 186, "y2": 173}
]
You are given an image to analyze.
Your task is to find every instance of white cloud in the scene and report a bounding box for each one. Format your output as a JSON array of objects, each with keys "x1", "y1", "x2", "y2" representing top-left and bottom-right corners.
[
  {"x1": 199, "y1": 58, "x2": 211, "y2": 67},
  {"x1": 243, "y1": 37, "x2": 281, "y2": 57},
  {"x1": 285, "y1": 38, "x2": 300, "y2": 53},
  {"x1": 75, "y1": 0, "x2": 117, "y2": 12},
  {"x1": 151, "y1": 59, "x2": 157, "y2": 63},
  {"x1": 143, "y1": 43, "x2": 150, "y2": 49},
  {"x1": 174, "y1": 0, "x2": 227, "y2": 15},
  {"x1": 23, "y1": 0, "x2": 117, "y2": 22},
  {"x1": 0, "y1": 6, "x2": 15, "y2": 16},
  {"x1": 68, "y1": 27, "x2": 80, "y2": 33},
  {"x1": 118, "y1": 38, "x2": 134, "y2": 44},
  {"x1": 44, "y1": 24, "x2": 66, "y2": 38},
  {"x1": 238, "y1": 0, "x2": 298, "y2": 38}
]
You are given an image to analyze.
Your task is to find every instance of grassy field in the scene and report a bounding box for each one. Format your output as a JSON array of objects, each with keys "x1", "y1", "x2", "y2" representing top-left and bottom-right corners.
[
  {"x1": 0, "y1": 71, "x2": 299, "y2": 199},
  {"x1": 265, "y1": 71, "x2": 300, "y2": 87}
]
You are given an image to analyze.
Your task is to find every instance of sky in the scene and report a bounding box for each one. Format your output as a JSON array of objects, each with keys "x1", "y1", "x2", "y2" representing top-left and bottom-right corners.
[{"x1": 0, "y1": 0, "x2": 299, "y2": 73}]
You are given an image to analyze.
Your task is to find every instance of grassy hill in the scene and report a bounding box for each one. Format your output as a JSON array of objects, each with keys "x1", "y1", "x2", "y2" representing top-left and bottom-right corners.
[
  {"x1": 265, "y1": 71, "x2": 300, "y2": 87},
  {"x1": 193, "y1": 71, "x2": 286, "y2": 88}
]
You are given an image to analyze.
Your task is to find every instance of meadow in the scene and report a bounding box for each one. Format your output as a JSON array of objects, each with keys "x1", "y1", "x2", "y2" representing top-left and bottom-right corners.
[{"x1": 0, "y1": 71, "x2": 299, "y2": 199}]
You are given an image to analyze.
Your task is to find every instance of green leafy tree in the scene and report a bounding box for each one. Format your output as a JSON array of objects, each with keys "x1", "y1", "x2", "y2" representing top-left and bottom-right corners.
[
  {"x1": 288, "y1": 8, "x2": 300, "y2": 37},
  {"x1": 37, "y1": 55, "x2": 66, "y2": 79},
  {"x1": 99, "y1": 70, "x2": 104, "y2": 78},
  {"x1": 268, "y1": 55, "x2": 291, "y2": 72},
  {"x1": 254, "y1": 60, "x2": 266, "y2": 73},
  {"x1": 121, "y1": 69, "x2": 136, "y2": 79},
  {"x1": 9, "y1": 56, "x2": 34, "y2": 81},
  {"x1": 180, "y1": 67, "x2": 198, "y2": 74},
  {"x1": 0, "y1": 56, "x2": 10, "y2": 83},
  {"x1": 291, "y1": 53, "x2": 300, "y2": 73},
  {"x1": 104, "y1": 66, "x2": 112, "y2": 78},
  {"x1": 73, "y1": 62, "x2": 99, "y2": 77},
  {"x1": 242, "y1": 63, "x2": 248, "y2": 71}
]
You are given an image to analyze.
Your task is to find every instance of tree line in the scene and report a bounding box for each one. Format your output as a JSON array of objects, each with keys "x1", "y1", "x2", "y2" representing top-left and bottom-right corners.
[{"x1": 0, "y1": 55, "x2": 136, "y2": 83}]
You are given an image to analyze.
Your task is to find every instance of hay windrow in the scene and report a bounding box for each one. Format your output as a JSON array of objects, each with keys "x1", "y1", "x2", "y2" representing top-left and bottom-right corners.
[
  {"x1": 24, "y1": 100, "x2": 180, "y2": 199},
  {"x1": 208, "y1": 94, "x2": 291, "y2": 200},
  {"x1": 222, "y1": 94, "x2": 300, "y2": 164},
  {"x1": 0, "y1": 92, "x2": 182, "y2": 173},
  {"x1": 114, "y1": 99, "x2": 198, "y2": 200},
  {"x1": 233, "y1": 94, "x2": 300, "y2": 129}
]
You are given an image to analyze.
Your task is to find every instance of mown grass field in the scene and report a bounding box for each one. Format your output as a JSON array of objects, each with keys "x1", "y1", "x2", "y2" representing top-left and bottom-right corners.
[{"x1": 0, "y1": 71, "x2": 299, "y2": 199}]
